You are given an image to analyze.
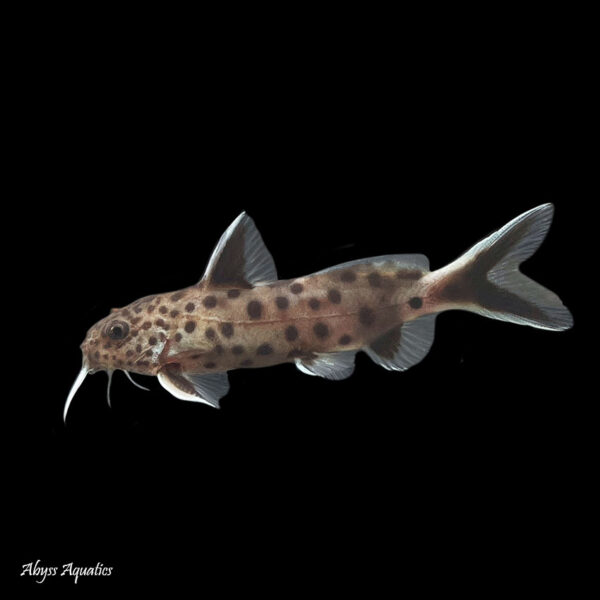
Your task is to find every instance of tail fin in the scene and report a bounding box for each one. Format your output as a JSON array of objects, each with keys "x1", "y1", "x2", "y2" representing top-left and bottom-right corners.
[{"x1": 436, "y1": 204, "x2": 573, "y2": 331}]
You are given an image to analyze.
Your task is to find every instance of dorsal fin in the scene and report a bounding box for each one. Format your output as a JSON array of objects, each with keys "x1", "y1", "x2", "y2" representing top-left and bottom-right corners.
[{"x1": 201, "y1": 212, "x2": 278, "y2": 287}]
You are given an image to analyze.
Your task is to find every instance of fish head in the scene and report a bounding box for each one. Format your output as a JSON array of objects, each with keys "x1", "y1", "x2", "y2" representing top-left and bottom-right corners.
[{"x1": 65, "y1": 302, "x2": 164, "y2": 422}]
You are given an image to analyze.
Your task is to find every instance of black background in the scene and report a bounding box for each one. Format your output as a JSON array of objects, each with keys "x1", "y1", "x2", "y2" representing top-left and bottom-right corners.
[{"x1": 8, "y1": 9, "x2": 589, "y2": 594}]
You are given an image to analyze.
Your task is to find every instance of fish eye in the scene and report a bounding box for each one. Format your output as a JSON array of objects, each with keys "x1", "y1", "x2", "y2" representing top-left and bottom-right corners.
[{"x1": 107, "y1": 320, "x2": 129, "y2": 340}]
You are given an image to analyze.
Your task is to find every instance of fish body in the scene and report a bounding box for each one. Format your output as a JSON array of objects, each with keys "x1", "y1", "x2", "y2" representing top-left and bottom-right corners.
[{"x1": 66, "y1": 205, "x2": 573, "y2": 420}]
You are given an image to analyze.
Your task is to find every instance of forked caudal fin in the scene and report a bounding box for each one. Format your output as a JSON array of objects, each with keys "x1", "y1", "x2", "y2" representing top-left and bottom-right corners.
[{"x1": 433, "y1": 203, "x2": 573, "y2": 331}]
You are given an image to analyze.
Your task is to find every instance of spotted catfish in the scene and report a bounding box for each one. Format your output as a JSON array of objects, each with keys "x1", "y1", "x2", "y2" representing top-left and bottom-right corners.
[{"x1": 65, "y1": 204, "x2": 573, "y2": 421}]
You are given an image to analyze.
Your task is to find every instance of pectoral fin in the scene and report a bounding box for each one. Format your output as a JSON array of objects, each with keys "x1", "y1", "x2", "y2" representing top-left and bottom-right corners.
[{"x1": 157, "y1": 363, "x2": 229, "y2": 409}]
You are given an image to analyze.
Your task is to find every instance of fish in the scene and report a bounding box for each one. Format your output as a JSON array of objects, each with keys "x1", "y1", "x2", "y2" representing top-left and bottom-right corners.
[{"x1": 65, "y1": 203, "x2": 573, "y2": 422}]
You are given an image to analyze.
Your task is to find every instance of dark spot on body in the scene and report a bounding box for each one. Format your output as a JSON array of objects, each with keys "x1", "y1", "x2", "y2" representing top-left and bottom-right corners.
[
  {"x1": 142, "y1": 321, "x2": 152, "y2": 330},
  {"x1": 215, "y1": 345, "x2": 224, "y2": 355},
  {"x1": 134, "y1": 305, "x2": 143, "y2": 314},
  {"x1": 359, "y1": 306, "x2": 376, "y2": 327},
  {"x1": 131, "y1": 317, "x2": 141, "y2": 325},
  {"x1": 185, "y1": 302, "x2": 195, "y2": 312},
  {"x1": 159, "y1": 332, "x2": 167, "y2": 342},
  {"x1": 285, "y1": 326, "x2": 299, "y2": 342},
  {"x1": 130, "y1": 330, "x2": 138, "y2": 337},
  {"x1": 155, "y1": 318, "x2": 168, "y2": 329},
  {"x1": 103, "y1": 354, "x2": 109, "y2": 360},
  {"x1": 275, "y1": 296, "x2": 289, "y2": 309},
  {"x1": 148, "y1": 336, "x2": 157, "y2": 346},
  {"x1": 103, "y1": 342, "x2": 112, "y2": 349},
  {"x1": 220, "y1": 323, "x2": 234, "y2": 338},
  {"x1": 204, "y1": 362, "x2": 217, "y2": 369},
  {"x1": 171, "y1": 292, "x2": 185, "y2": 302},
  {"x1": 136, "y1": 344, "x2": 142, "y2": 353},
  {"x1": 247, "y1": 300, "x2": 263, "y2": 319},
  {"x1": 308, "y1": 298, "x2": 321, "y2": 310},
  {"x1": 409, "y1": 297, "x2": 423, "y2": 309},
  {"x1": 159, "y1": 306, "x2": 168, "y2": 314},
  {"x1": 170, "y1": 310, "x2": 180, "y2": 318},
  {"x1": 175, "y1": 333, "x2": 183, "y2": 342},
  {"x1": 147, "y1": 305, "x2": 155, "y2": 313},
  {"x1": 340, "y1": 270, "x2": 356, "y2": 282},
  {"x1": 368, "y1": 272, "x2": 382, "y2": 288},
  {"x1": 117, "y1": 359, "x2": 123, "y2": 366},
  {"x1": 256, "y1": 343, "x2": 274, "y2": 355},
  {"x1": 339, "y1": 334, "x2": 352, "y2": 345},
  {"x1": 328, "y1": 289, "x2": 342, "y2": 304},
  {"x1": 205, "y1": 328, "x2": 216, "y2": 340},
  {"x1": 127, "y1": 361, "x2": 133, "y2": 366},
  {"x1": 145, "y1": 350, "x2": 153, "y2": 357},
  {"x1": 122, "y1": 309, "x2": 131, "y2": 318},
  {"x1": 313, "y1": 322, "x2": 330, "y2": 339},
  {"x1": 290, "y1": 283, "x2": 304, "y2": 294},
  {"x1": 240, "y1": 359, "x2": 253, "y2": 366},
  {"x1": 94, "y1": 351, "x2": 100, "y2": 359},
  {"x1": 232, "y1": 345, "x2": 245, "y2": 355},
  {"x1": 126, "y1": 350, "x2": 134, "y2": 357},
  {"x1": 227, "y1": 289, "x2": 241, "y2": 298},
  {"x1": 203, "y1": 296, "x2": 217, "y2": 308},
  {"x1": 184, "y1": 321, "x2": 196, "y2": 333},
  {"x1": 191, "y1": 354, "x2": 202, "y2": 359},
  {"x1": 136, "y1": 360, "x2": 150, "y2": 368}
]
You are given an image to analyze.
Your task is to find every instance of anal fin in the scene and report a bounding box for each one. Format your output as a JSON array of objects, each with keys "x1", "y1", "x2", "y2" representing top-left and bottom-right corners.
[{"x1": 365, "y1": 314, "x2": 437, "y2": 371}]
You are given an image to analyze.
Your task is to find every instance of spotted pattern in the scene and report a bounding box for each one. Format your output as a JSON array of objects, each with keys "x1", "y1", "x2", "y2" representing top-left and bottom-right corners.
[
  {"x1": 170, "y1": 310, "x2": 180, "y2": 318},
  {"x1": 256, "y1": 343, "x2": 274, "y2": 355},
  {"x1": 313, "y1": 322, "x2": 330, "y2": 339},
  {"x1": 340, "y1": 270, "x2": 356, "y2": 282},
  {"x1": 247, "y1": 300, "x2": 263, "y2": 320},
  {"x1": 275, "y1": 296, "x2": 289, "y2": 309},
  {"x1": 203, "y1": 296, "x2": 217, "y2": 308},
  {"x1": 159, "y1": 306, "x2": 168, "y2": 314},
  {"x1": 285, "y1": 326, "x2": 299, "y2": 342},
  {"x1": 155, "y1": 318, "x2": 168, "y2": 329},
  {"x1": 328, "y1": 289, "x2": 342, "y2": 304},
  {"x1": 204, "y1": 362, "x2": 217, "y2": 369},
  {"x1": 290, "y1": 283, "x2": 304, "y2": 294},
  {"x1": 339, "y1": 334, "x2": 352, "y2": 345},
  {"x1": 175, "y1": 333, "x2": 183, "y2": 342},
  {"x1": 171, "y1": 292, "x2": 185, "y2": 302},
  {"x1": 232, "y1": 345, "x2": 245, "y2": 355},
  {"x1": 184, "y1": 321, "x2": 196, "y2": 333},
  {"x1": 220, "y1": 322, "x2": 234, "y2": 338},
  {"x1": 142, "y1": 321, "x2": 152, "y2": 330},
  {"x1": 205, "y1": 328, "x2": 216, "y2": 340},
  {"x1": 148, "y1": 336, "x2": 157, "y2": 346},
  {"x1": 409, "y1": 297, "x2": 423, "y2": 309},
  {"x1": 185, "y1": 302, "x2": 195, "y2": 312},
  {"x1": 227, "y1": 289, "x2": 241, "y2": 298},
  {"x1": 308, "y1": 298, "x2": 321, "y2": 311}
]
